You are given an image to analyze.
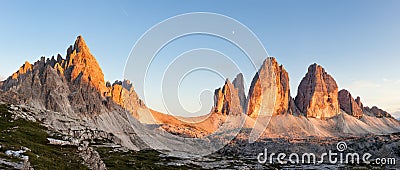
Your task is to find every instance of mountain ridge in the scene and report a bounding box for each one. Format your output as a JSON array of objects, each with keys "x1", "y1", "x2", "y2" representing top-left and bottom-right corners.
[
  {"x1": 1, "y1": 35, "x2": 399, "y2": 141},
  {"x1": 1, "y1": 36, "x2": 145, "y2": 117},
  {"x1": 0, "y1": 36, "x2": 399, "y2": 170}
]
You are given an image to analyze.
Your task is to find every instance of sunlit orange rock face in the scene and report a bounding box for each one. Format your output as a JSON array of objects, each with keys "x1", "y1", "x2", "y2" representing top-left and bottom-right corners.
[
  {"x1": 246, "y1": 57, "x2": 290, "y2": 118},
  {"x1": 295, "y1": 63, "x2": 339, "y2": 119},
  {"x1": 338, "y1": 89, "x2": 363, "y2": 119},
  {"x1": 214, "y1": 78, "x2": 243, "y2": 115},
  {"x1": 106, "y1": 80, "x2": 144, "y2": 118},
  {"x1": 110, "y1": 82, "x2": 124, "y2": 104},
  {"x1": 64, "y1": 35, "x2": 107, "y2": 94},
  {"x1": 11, "y1": 61, "x2": 32, "y2": 79}
]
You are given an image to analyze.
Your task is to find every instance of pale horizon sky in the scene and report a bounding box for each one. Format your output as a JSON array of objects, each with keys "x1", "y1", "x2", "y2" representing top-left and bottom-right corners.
[{"x1": 1, "y1": 0, "x2": 400, "y2": 118}]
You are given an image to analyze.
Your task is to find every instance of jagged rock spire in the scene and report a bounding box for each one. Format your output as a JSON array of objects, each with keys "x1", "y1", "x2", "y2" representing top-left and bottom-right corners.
[{"x1": 64, "y1": 36, "x2": 107, "y2": 93}]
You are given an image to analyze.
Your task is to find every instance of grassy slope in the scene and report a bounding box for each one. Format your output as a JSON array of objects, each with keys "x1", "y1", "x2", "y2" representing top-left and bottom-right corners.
[
  {"x1": 0, "y1": 103, "x2": 200, "y2": 169},
  {"x1": 0, "y1": 104, "x2": 87, "y2": 170}
]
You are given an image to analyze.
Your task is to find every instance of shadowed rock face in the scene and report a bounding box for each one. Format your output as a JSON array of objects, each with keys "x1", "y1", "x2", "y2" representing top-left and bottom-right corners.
[
  {"x1": 232, "y1": 73, "x2": 246, "y2": 111},
  {"x1": 364, "y1": 106, "x2": 392, "y2": 118},
  {"x1": 295, "y1": 63, "x2": 339, "y2": 119},
  {"x1": 1, "y1": 36, "x2": 144, "y2": 116},
  {"x1": 246, "y1": 57, "x2": 290, "y2": 117},
  {"x1": 288, "y1": 97, "x2": 301, "y2": 115},
  {"x1": 214, "y1": 78, "x2": 243, "y2": 115},
  {"x1": 338, "y1": 89, "x2": 363, "y2": 118}
]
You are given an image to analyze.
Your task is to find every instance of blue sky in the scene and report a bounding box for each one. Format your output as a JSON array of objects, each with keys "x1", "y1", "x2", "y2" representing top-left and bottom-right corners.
[{"x1": 1, "y1": 0, "x2": 400, "y2": 118}]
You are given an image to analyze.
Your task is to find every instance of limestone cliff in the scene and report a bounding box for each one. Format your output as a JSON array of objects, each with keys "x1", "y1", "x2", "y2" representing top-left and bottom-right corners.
[
  {"x1": 232, "y1": 73, "x2": 246, "y2": 111},
  {"x1": 246, "y1": 57, "x2": 290, "y2": 117},
  {"x1": 295, "y1": 63, "x2": 339, "y2": 119},
  {"x1": 213, "y1": 78, "x2": 243, "y2": 115}
]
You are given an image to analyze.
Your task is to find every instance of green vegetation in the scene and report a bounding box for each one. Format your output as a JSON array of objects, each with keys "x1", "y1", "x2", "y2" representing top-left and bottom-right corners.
[
  {"x1": 0, "y1": 104, "x2": 87, "y2": 170},
  {"x1": 95, "y1": 147, "x2": 201, "y2": 170}
]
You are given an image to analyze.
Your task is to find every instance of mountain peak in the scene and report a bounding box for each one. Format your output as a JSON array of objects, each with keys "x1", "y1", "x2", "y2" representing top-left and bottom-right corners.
[
  {"x1": 73, "y1": 35, "x2": 89, "y2": 53},
  {"x1": 11, "y1": 61, "x2": 32, "y2": 79},
  {"x1": 1, "y1": 35, "x2": 144, "y2": 115},
  {"x1": 232, "y1": 73, "x2": 246, "y2": 111},
  {"x1": 295, "y1": 63, "x2": 339, "y2": 119},
  {"x1": 247, "y1": 57, "x2": 290, "y2": 117},
  {"x1": 213, "y1": 76, "x2": 243, "y2": 115},
  {"x1": 307, "y1": 63, "x2": 326, "y2": 74},
  {"x1": 63, "y1": 35, "x2": 106, "y2": 93},
  {"x1": 224, "y1": 78, "x2": 231, "y2": 85}
]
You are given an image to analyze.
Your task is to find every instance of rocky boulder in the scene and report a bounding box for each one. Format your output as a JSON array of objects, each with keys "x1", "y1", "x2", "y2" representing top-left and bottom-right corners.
[{"x1": 295, "y1": 63, "x2": 339, "y2": 119}]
